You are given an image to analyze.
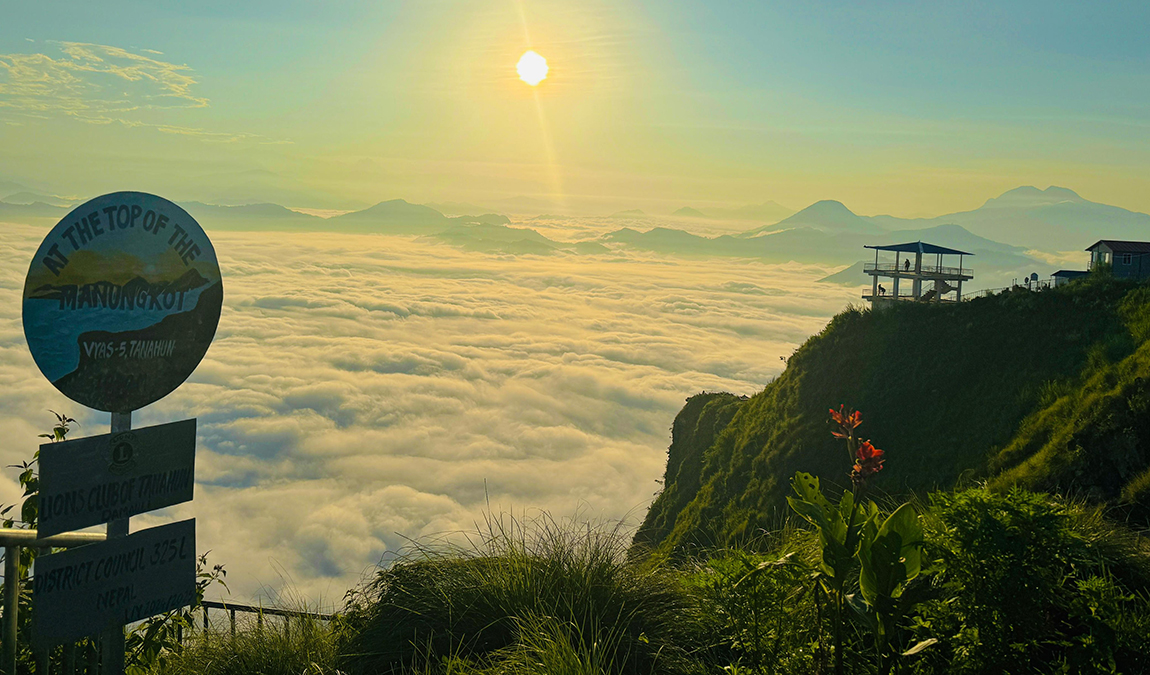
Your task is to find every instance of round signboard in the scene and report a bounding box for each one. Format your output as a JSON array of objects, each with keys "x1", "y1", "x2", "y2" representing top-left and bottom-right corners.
[{"x1": 22, "y1": 192, "x2": 222, "y2": 413}]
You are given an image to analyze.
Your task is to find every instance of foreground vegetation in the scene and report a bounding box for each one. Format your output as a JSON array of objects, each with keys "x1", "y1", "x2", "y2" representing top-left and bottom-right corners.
[
  {"x1": 145, "y1": 489, "x2": 1150, "y2": 675},
  {"x1": 148, "y1": 389, "x2": 1150, "y2": 674}
]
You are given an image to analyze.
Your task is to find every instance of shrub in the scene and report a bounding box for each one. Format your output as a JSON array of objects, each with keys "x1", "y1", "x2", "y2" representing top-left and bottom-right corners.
[
  {"x1": 687, "y1": 532, "x2": 824, "y2": 675},
  {"x1": 338, "y1": 513, "x2": 715, "y2": 675},
  {"x1": 911, "y1": 487, "x2": 1150, "y2": 674}
]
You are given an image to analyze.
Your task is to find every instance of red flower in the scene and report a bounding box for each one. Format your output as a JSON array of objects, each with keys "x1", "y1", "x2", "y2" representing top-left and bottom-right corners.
[
  {"x1": 851, "y1": 439, "x2": 885, "y2": 483},
  {"x1": 829, "y1": 405, "x2": 862, "y2": 439}
]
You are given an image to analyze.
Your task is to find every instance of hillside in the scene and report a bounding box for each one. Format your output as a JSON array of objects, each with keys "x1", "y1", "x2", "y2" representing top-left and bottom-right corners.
[{"x1": 634, "y1": 274, "x2": 1150, "y2": 555}]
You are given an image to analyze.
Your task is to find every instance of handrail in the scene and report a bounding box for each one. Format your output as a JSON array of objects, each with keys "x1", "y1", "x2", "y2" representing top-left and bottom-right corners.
[
  {"x1": 861, "y1": 293, "x2": 959, "y2": 303},
  {"x1": 0, "y1": 528, "x2": 106, "y2": 548},
  {"x1": 964, "y1": 278, "x2": 1055, "y2": 300},
  {"x1": 3, "y1": 528, "x2": 108, "y2": 673},
  {"x1": 201, "y1": 599, "x2": 335, "y2": 621},
  {"x1": 863, "y1": 262, "x2": 973, "y2": 277}
]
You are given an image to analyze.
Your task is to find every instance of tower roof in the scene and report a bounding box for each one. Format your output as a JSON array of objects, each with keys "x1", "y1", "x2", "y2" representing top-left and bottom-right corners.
[
  {"x1": 1086, "y1": 240, "x2": 1150, "y2": 253},
  {"x1": 864, "y1": 241, "x2": 973, "y2": 256}
]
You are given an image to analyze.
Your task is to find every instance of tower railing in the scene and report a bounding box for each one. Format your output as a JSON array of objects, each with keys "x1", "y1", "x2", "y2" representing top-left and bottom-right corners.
[{"x1": 863, "y1": 262, "x2": 973, "y2": 277}]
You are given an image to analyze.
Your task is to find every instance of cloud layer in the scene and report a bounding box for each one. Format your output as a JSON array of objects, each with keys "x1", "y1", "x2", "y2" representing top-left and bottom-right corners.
[{"x1": 0, "y1": 220, "x2": 856, "y2": 607}]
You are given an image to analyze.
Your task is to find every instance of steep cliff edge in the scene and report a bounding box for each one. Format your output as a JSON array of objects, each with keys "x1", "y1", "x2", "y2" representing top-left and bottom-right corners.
[{"x1": 635, "y1": 276, "x2": 1150, "y2": 555}]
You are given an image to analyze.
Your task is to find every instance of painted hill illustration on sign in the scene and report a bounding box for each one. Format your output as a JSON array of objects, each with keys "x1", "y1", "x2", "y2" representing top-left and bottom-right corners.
[{"x1": 50, "y1": 281, "x2": 223, "y2": 412}]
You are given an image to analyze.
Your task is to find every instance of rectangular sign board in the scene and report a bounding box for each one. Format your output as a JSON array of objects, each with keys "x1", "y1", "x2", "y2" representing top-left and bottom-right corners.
[
  {"x1": 32, "y1": 519, "x2": 196, "y2": 647},
  {"x1": 38, "y1": 418, "x2": 195, "y2": 537}
]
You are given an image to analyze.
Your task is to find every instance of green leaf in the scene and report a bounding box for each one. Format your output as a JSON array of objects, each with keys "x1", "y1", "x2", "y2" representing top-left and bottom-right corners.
[
  {"x1": 858, "y1": 501, "x2": 926, "y2": 612},
  {"x1": 787, "y1": 495, "x2": 831, "y2": 532},
  {"x1": 845, "y1": 592, "x2": 877, "y2": 632},
  {"x1": 837, "y1": 488, "x2": 854, "y2": 522},
  {"x1": 788, "y1": 473, "x2": 856, "y2": 581},
  {"x1": 902, "y1": 637, "x2": 939, "y2": 656},
  {"x1": 878, "y1": 502, "x2": 923, "y2": 582},
  {"x1": 790, "y1": 472, "x2": 834, "y2": 513}
]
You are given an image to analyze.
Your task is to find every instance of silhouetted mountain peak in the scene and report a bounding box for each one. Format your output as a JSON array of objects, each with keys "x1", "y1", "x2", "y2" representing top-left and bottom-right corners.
[
  {"x1": 610, "y1": 209, "x2": 647, "y2": 218},
  {"x1": 363, "y1": 199, "x2": 427, "y2": 212},
  {"x1": 801, "y1": 199, "x2": 854, "y2": 216},
  {"x1": 763, "y1": 199, "x2": 884, "y2": 235},
  {"x1": 982, "y1": 186, "x2": 1086, "y2": 209}
]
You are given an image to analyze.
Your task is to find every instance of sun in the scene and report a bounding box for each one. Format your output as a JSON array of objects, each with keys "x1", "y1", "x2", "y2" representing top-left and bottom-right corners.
[{"x1": 517, "y1": 50, "x2": 549, "y2": 86}]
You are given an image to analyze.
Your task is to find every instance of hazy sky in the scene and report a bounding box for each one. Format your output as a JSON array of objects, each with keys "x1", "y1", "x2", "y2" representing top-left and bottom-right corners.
[{"x1": 2, "y1": 1, "x2": 1149, "y2": 216}]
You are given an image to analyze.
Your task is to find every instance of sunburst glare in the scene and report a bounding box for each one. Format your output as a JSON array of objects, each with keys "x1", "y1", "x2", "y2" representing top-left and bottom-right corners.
[{"x1": 516, "y1": 50, "x2": 548, "y2": 86}]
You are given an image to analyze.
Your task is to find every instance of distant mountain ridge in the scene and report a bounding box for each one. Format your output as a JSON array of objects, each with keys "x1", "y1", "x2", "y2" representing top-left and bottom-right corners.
[
  {"x1": 980, "y1": 185, "x2": 1086, "y2": 209},
  {"x1": 610, "y1": 209, "x2": 648, "y2": 219},
  {"x1": 600, "y1": 218, "x2": 1039, "y2": 289},
  {"x1": 0, "y1": 201, "x2": 68, "y2": 219},
  {"x1": 184, "y1": 202, "x2": 320, "y2": 222},
  {"x1": 3, "y1": 192, "x2": 75, "y2": 207},
  {"x1": 4, "y1": 186, "x2": 1147, "y2": 263},
  {"x1": 870, "y1": 186, "x2": 1150, "y2": 250}
]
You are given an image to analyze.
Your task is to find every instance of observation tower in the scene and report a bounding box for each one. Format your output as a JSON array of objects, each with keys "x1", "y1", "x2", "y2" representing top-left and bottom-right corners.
[{"x1": 862, "y1": 241, "x2": 973, "y2": 306}]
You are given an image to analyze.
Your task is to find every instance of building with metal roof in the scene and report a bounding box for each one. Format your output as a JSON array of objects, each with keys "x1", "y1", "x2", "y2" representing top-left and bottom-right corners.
[
  {"x1": 862, "y1": 241, "x2": 974, "y2": 306},
  {"x1": 1052, "y1": 270, "x2": 1089, "y2": 287},
  {"x1": 1087, "y1": 240, "x2": 1150, "y2": 280}
]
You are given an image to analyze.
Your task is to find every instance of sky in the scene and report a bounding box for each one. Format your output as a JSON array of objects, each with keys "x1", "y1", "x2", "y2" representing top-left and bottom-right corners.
[{"x1": 2, "y1": 1, "x2": 1150, "y2": 217}]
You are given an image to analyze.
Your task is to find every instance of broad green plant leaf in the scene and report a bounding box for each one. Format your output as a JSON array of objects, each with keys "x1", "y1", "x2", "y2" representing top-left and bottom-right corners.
[
  {"x1": 879, "y1": 502, "x2": 923, "y2": 581},
  {"x1": 858, "y1": 502, "x2": 924, "y2": 606},
  {"x1": 902, "y1": 637, "x2": 939, "y2": 657},
  {"x1": 789, "y1": 472, "x2": 855, "y2": 579}
]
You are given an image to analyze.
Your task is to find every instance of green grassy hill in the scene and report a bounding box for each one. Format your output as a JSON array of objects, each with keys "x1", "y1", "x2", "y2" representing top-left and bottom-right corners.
[{"x1": 634, "y1": 275, "x2": 1150, "y2": 555}]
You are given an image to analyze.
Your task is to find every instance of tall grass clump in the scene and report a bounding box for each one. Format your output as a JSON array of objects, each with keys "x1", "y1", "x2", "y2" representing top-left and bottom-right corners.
[
  {"x1": 146, "y1": 607, "x2": 340, "y2": 675},
  {"x1": 339, "y1": 512, "x2": 715, "y2": 675}
]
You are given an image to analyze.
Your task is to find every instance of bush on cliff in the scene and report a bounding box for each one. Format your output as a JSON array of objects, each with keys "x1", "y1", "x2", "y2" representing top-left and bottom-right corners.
[
  {"x1": 337, "y1": 514, "x2": 716, "y2": 675},
  {"x1": 636, "y1": 276, "x2": 1150, "y2": 556},
  {"x1": 689, "y1": 487, "x2": 1150, "y2": 675}
]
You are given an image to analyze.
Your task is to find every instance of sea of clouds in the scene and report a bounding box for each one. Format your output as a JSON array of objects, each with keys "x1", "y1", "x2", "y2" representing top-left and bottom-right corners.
[{"x1": 0, "y1": 219, "x2": 858, "y2": 607}]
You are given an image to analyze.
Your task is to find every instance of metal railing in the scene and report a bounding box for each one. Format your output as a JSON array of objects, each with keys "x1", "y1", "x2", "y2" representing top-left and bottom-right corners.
[
  {"x1": 0, "y1": 529, "x2": 338, "y2": 674},
  {"x1": 861, "y1": 293, "x2": 960, "y2": 303},
  {"x1": 200, "y1": 600, "x2": 336, "y2": 638},
  {"x1": 0, "y1": 528, "x2": 108, "y2": 675},
  {"x1": 863, "y1": 262, "x2": 973, "y2": 277},
  {"x1": 964, "y1": 278, "x2": 1056, "y2": 300}
]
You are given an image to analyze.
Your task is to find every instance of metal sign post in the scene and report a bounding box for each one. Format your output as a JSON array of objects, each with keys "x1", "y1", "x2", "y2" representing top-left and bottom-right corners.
[
  {"x1": 104, "y1": 411, "x2": 131, "y2": 675},
  {"x1": 20, "y1": 192, "x2": 223, "y2": 674}
]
